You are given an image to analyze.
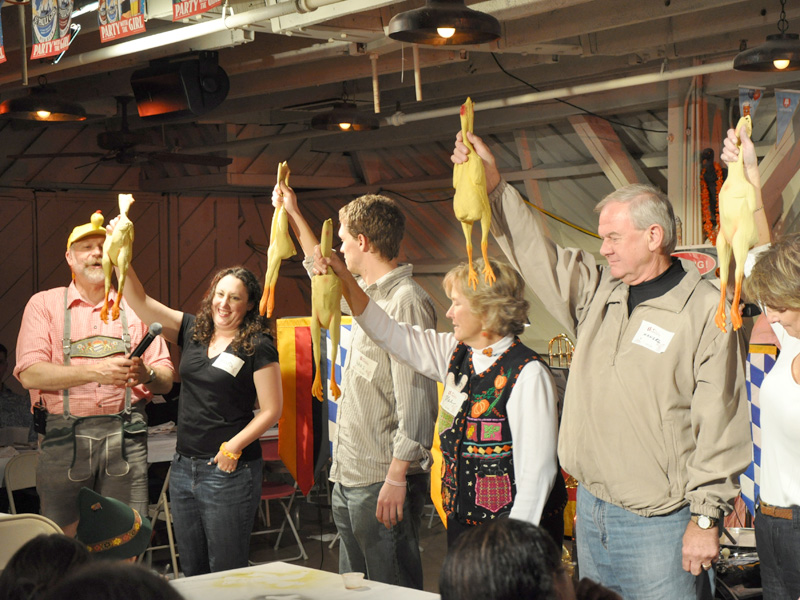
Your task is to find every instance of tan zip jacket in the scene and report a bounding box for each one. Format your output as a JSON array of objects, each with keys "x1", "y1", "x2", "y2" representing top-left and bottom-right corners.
[{"x1": 489, "y1": 180, "x2": 750, "y2": 518}]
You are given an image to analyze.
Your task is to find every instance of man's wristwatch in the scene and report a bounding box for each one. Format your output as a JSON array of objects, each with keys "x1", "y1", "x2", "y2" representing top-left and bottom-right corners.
[
  {"x1": 144, "y1": 366, "x2": 155, "y2": 385},
  {"x1": 691, "y1": 514, "x2": 718, "y2": 529}
]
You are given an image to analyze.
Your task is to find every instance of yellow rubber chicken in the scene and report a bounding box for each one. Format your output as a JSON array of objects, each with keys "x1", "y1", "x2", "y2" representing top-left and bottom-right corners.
[
  {"x1": 453, "y1": 97, "x2": 495, "y2": 289},
  {"x1": 311, "y1": 219, "x2": 342, "y2": 401},
  {"x1": 259, "y1": 161, "x2": 297, "y2": 317},
  {"x1": 714, "y1": 115, "x2": 759, "y2": 333},
  {"x1": 101, "y1": 194, "x2": 135, "y2": 323}
]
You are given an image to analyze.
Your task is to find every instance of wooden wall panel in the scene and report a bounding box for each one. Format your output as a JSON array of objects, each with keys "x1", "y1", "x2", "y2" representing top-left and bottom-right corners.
[
  {"x1": 0, "y1": 185, "x2": 585, "y2": 363},
  {"x1": 1, "y1": 192, "x2": 170, "y2": 386},
  {"x1": 0, "y1": 197, "x2": 34, "y2": 392}
]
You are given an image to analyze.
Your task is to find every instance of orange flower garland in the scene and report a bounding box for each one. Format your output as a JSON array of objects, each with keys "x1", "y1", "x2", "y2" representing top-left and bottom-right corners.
[{"x1": 701, "y1": 162, "x2": 723, "y2": 244}]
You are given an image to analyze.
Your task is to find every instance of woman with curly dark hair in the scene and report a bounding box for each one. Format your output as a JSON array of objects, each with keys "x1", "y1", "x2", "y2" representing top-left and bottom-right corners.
[
  {"x1": 317, "y1": 254, "x2": 566, "y2": 548},
  {"x1": 117, "y1": 262, "x2": 282, "y2": 576}
]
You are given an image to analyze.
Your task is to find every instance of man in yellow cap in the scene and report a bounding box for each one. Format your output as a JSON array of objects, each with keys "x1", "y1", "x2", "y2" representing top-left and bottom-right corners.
[{"x1": 14, "y1": 210, "x2": 174, "y2": 537}]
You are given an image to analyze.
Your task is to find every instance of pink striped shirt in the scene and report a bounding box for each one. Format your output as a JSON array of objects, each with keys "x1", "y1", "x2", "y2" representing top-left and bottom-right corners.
[{"x1": 14, "y1": 282, "x2": 173, "y2": 416}]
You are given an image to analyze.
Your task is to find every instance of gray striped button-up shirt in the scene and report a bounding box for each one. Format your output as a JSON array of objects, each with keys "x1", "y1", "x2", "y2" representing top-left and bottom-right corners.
[{"x1": 329, "y1": 263, "x2": 438, "y2": 487}]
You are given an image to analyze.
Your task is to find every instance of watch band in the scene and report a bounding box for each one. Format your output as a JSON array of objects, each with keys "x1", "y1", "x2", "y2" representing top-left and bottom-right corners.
[
  {"x1": 691, "y1": 514, "x2": 718, "y2": 529},
  {"x1": 144, "y1": 366, "x2": 155, "y2": 385}
]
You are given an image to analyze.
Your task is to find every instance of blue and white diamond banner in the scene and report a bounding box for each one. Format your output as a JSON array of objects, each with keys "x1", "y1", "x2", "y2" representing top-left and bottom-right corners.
[
  {"x1": 324, "y1": 319, "x2": 352, "y2": 456},
  {"x1": 740, "y1": 345, "x2": 777, "y2": 516}
]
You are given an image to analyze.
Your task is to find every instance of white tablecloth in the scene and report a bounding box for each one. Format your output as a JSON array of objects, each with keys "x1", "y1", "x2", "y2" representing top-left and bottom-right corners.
[
  {"x1": 170, "y1": 561, "x2": 439, "y2": 600},
  {"x1": 147, "y1": 432, "x2": 177, "y2": 464}
]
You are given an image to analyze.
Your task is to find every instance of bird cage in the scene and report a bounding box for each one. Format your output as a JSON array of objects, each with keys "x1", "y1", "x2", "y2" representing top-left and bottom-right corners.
[{"x1": 548, "y1": 334, "x2": 574, "y2": 368}]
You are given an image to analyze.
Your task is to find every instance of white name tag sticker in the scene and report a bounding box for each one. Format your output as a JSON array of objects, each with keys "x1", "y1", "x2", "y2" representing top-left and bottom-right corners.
[
  {"x1": 440, "y1": 385, "x2": 467, "y2": 417},
  {"x1": 212, "y1": 352, "x2": 245, "y2": 377},
  {"x1": 350, "y1": 347, "x2": 377, "y2": 382},
  {"x1": 632, "y1": 321, "x2": 675, "y2": 354}
]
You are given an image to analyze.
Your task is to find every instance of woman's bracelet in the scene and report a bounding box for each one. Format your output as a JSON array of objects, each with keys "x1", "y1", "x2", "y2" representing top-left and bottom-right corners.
[
  {"x1": 384, "y1": 477, "x2": 407, "y2": 487},
  {"x1": 220, "y1": 442, "x2": 242, "y2": 461}
]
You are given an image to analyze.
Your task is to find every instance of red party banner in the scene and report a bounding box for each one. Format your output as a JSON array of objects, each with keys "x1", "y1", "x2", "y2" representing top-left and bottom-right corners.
[
  {"x1": 99, "y1": 0, "x2": 146, "y2": 43},
  {"x1": 172, "y1": 0, "x2": 222, "y2": 21},
  {"x1": 31, "y1": 0, "x2": 72, "y2": 59},
  {"x1": 276, "y1": 318, "x2": 316, "y2": 496},
  {"x1": 0, "y1": 0, "x2": 7, "y2": 65}
]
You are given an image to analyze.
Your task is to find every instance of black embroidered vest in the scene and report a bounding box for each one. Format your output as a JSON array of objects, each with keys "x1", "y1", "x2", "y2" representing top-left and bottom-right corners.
[{"x1": 439, "y1": 338, "x2": 542, "y2": 526}]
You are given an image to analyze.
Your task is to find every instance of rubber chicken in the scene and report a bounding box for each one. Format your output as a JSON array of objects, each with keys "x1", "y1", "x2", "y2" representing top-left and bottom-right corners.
[
  {"x1": 714, "y1": 115, "x2": 759, "y2": 333},
  {"x1": 100, "y1": 194, "x2": 135, "y2": 323},
  {"x1": 311, "y1": 219, "x2": 342, "y2": 401},
  {"x1": 453, "y1": 97, "x2": 495, "y2": 289},
  {"x1": 259, "y1": 161, "x2": 297, "y2": 317}
]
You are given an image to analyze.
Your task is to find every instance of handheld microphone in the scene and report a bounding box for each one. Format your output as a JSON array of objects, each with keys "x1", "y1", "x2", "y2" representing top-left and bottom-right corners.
[{"x1": 129, "y1": 322, "x2": 163, "y2": 359}]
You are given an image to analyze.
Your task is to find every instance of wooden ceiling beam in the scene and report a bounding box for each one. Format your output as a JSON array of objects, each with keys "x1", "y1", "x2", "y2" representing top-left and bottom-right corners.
[
  {"x1": 569, "y1": 114, "x2": 649, "y2": 188},
  {"x1": 760, "y1": 106, "x2": 800, "y2": 235},
  {"x1": 500, "y1": 0, "x2": 750, "y2": 48}
]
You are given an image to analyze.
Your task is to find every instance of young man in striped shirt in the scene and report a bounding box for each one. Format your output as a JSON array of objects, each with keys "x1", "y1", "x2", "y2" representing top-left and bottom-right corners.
[{"x1": 275, "y1": 183, "x2": 438, "y2": 589}]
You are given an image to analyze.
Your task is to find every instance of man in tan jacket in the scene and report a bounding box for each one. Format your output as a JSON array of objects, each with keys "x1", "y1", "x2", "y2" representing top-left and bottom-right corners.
[{"x1": 452, "y1": 132, "x2": 751, "y2": 600}]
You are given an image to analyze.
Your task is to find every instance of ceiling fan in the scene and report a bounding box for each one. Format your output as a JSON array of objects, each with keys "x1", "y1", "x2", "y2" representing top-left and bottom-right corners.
[{"x1": 8, "y1": 97, "x2": 233, "y2": 168}]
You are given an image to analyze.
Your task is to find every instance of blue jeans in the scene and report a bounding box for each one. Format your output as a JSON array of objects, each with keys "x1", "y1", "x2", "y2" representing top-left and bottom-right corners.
[
  {"x1": 169, "y1": 453, "x2": 262, "y2": 576},
  {"x1": 755, "y1": 505, "x2": 800, "y2": 599},
  {"x1": 332, "y1": 473, "x2": 427, "y2": 589},
  {"x1": 576, "y1": 486, "x2": 713, "y2": 600}
]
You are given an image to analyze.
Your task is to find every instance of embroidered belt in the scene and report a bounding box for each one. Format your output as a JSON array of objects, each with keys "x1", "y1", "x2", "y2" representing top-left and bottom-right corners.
[
  {"x1": 70, "y1": 335, "x2": 127, "y2": 358},
  {"x1": 760, "y1": 501, "x2": 794, "y2": 520}
]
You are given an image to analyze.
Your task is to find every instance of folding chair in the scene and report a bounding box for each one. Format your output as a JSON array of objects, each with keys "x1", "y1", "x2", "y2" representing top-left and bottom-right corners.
[
  {"x1": 0, "y1": 513, "x2": 62, "y2": 569},
  {"x1": 250, "y1": 438, "x2": 308, "y2": 562},
  {"x1": 141, "y1": 466, "x2": 180, "y2": 577},
  {"x1": 4, "y1": 452, "x2": 39, "y2": 514}
]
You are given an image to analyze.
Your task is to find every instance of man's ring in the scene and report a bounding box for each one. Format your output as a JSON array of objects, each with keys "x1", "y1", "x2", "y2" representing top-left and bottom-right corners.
[{"x1": 701, "y1": 563, "x2": 711, "y2": 571}]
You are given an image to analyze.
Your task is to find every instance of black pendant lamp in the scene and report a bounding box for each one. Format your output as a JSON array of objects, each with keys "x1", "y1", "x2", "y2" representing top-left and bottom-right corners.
[
  {"x1": 734, "y1": 0, "x2": 800, "y2": 72},
  {"x1": 388, "y1": 0, "x2": 500, "y2": 46},
  {"x1": 0, "y1": 79, "x2": 87, "y2": 122},
  {"x1": 310, "y1": 102, "x2": 379, "y2": 132}
]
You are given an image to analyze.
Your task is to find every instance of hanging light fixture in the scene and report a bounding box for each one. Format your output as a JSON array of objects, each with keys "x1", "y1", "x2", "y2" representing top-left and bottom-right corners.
[
  {"x1": 310, "y1": 102, "x2": 379, "y2": 131},
  {"x1": 734, "y1": 0, "x2": 800, "y2": 71},
  {"x1": 0, "y1": 78, "x2": 87, "y2": 122},
  {"x1": 387, "y1": 0, "x2": 500, "y2": 46}
]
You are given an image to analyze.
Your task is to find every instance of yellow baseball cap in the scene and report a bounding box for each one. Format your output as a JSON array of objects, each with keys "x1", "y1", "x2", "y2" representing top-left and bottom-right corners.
[{"x1": 67, "y1": 211, "x2": 106, "y2": 250}]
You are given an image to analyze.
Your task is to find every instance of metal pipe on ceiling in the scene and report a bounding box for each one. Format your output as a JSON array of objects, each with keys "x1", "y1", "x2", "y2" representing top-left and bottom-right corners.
[
  {"x1": 182, "y1": 58, "x2": 737, "y2": 154},
  {"x1": 0, "y1": 0, "x2": 349, "y2": 86},
  {"x1": 384, "y1": 59, "x2": 735, "y2": 126}
]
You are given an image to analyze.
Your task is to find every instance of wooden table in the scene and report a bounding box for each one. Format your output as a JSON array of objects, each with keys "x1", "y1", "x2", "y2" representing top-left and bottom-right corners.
[{"x1": 170, "y1": 561, "x2": 440, "y2": 600}]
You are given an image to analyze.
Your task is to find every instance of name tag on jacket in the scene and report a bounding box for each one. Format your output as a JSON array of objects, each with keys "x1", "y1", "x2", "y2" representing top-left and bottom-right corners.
[{"x1": 632, "y1": 321, "x2": 675, "y2": 354}]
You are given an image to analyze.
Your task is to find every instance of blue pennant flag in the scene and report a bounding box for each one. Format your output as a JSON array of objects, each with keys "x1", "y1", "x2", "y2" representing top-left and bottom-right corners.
[
  {"x1": 738, "y1": 85, "x2": 765, "y2": 119},
  {"x1": 776, "y1": 89, "x2": 800, "y2": 146}
]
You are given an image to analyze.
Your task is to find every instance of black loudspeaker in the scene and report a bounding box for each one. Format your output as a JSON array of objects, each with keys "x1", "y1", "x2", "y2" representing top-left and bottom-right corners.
[{"x1": 130, "y1": 51, "x2": 229, "y2": 122}]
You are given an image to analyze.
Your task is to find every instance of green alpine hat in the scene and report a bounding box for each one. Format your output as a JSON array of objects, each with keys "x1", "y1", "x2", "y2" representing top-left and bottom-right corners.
[{"x1": 76, "y1": 487, "x2": 152, "y2": 560}]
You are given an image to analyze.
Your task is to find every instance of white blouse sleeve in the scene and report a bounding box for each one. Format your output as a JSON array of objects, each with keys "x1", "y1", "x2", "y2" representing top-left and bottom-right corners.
[
  {"x1": 506, "y1": 360, "x2": 560, "y2": 526},
  {"x1": 355, "y1": 298, "x2": 458, "y2": 383}
]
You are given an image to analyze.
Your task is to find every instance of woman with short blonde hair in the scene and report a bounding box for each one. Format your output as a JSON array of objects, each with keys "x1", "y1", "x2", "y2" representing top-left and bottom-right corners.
[
  {"x1": 319, "y1": 253, "x2": 566, "y2": 548},
  {"x1": 443, "y1": 260, "x2": 529, "y2": 337}
]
